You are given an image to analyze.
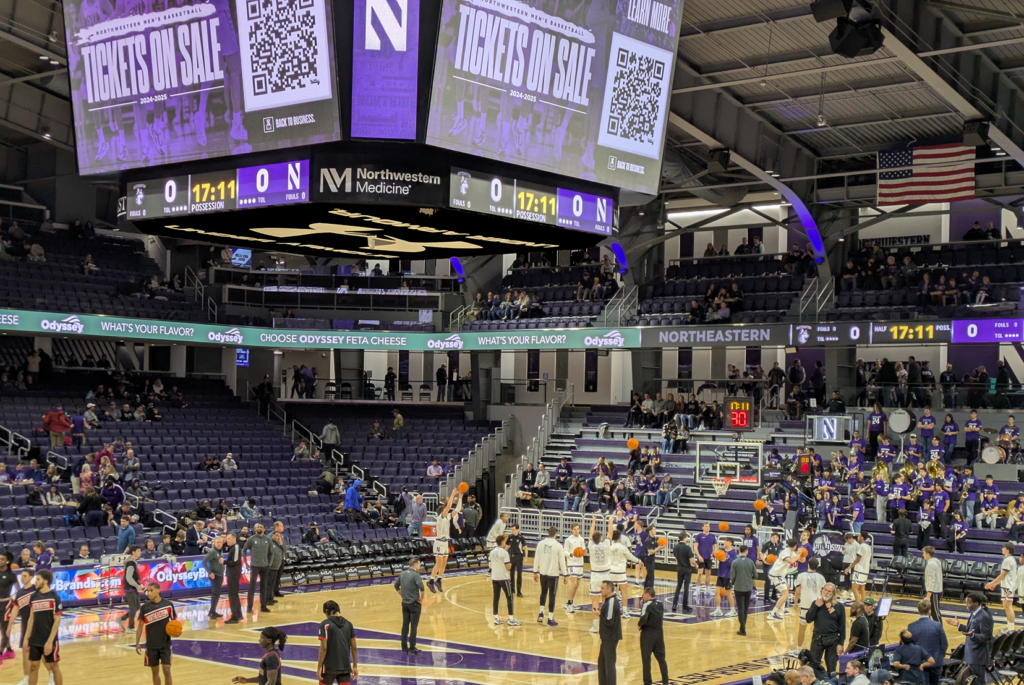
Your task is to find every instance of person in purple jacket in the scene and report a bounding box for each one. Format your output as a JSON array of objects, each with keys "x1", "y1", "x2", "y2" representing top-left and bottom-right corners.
[
  {"x1": 918, "y1": 407, "x2": 936, "y2": 443},
  {"x1": 964, "y1": 410, "x2": 983, "y2": 464},
  {"x1": 641, "y1": 474, "x2": 660, "y2": 506},
  {"x1": 942, "y1": 414, "x2": 960, "y2": 463},
  {"x1": 850, "y1": 494, "x2": 865, "y2": 534},
  {"x1": 554, "y1": 457, "x2": 573, "y2": 489},
  {"x1": 693, "y1": 522, "x2": 717, "y2": 594},
  {"x1": 741, "y1": 525, "x2": 759, "y2": 564},
  {"x1": 866, "y1": 404, "x2": 887, "y2": 458}
]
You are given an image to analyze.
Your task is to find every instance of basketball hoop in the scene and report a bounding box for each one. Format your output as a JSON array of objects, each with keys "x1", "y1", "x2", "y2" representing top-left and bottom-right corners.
[{"x1": 711, "y1": 477, "x2": 731, "y2": 496}]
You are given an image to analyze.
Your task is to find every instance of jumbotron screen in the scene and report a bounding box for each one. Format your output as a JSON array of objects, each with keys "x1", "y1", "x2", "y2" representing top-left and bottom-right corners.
[
  {"x1": 424, "y1": 0, "x2": 684, "y2": 195},
  {"x1": 62, "y1": 0, "x2": 342, "y2": 176}
]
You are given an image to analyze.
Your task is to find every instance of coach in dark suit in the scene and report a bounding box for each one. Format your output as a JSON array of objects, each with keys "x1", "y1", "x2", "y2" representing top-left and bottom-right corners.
[
  {"x1": 638, "y1": 587, "x2": 668, "y2": 685},
  {"x1": 946, "y1": 592, "x2": 993, "y2": 682},
  {"x1": 598, "y1": 580, "x2": 622, "y2": 685},
  {"x1": 909, "y1": 600, "x2": 948, "y2": 685},
  {"x1": 223, "y1": 533, "x2": 243, "y2": 624}
]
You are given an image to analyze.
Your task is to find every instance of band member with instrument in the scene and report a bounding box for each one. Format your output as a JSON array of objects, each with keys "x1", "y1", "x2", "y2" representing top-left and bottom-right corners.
[
  {"x1": 960, "y1": 465, "x2": 979, "y2": 524},
  {"x1": 877, "y1": 436, "x2": 897, "y2": 466},
  {"x1": 965, "y1": 411, "x2": 983, "y2": 464},
  {"x1": 904, "y1": 435, "x2": 923, "y2": 468},
  {"x1": 815, "y1": 469, "x2": 837, "y2": 500},
  {"x1": 927, "y1": 437, "x2": 944, "y2": 464},
  {"x1": 1000, "y1": 416, "x2": 1020, "y2": 462},
  {"x1": 872, "y1": 467, "x2": 890, "y2": 523},
  {"x1": 891, "y1": 473, "x2": 912, "y2": 519}
]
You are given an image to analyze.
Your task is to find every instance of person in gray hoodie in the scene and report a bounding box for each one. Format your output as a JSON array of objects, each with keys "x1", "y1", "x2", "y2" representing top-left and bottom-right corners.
[
  {"x1": 242, "y1": 523, "x2": 273, "y2": 613},
  {"x1": 320, "y1": 419, "x2": 341, "y2": 454},
  {"x1": 267, "y1": 532, "x2": 285, "y2": 608}
]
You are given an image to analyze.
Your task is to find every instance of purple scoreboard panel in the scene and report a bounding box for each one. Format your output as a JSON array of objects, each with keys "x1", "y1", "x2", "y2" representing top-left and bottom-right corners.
[
  {"x1": 351, "y1": 0, "x2": 420, "y2": 139},
  {"x1": 63, "y1": 0, "x2": 341, "y2": 176},
  {"x1": 237, "y1": 160, "x2": 310, "y2": 207},
  {"x1": 556, "y1": 188, "x2": 614, "y2": 236},
  {"x1": 952, "y1": 319, "x2": 1024, "y2": 343}
]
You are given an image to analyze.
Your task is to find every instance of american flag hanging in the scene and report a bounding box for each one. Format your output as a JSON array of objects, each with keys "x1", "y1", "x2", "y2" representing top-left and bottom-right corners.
[{"x1": 877, "y1": 143, "x2": 976, "y2": 205}]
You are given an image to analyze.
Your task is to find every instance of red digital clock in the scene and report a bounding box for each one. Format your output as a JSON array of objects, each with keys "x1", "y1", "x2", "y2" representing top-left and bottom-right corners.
[{"x1": 725, "y1": 396, "x2": 753, "y2": 431}]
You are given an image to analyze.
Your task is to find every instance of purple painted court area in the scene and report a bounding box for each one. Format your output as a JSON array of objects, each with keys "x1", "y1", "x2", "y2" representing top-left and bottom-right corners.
[{"x1": 174, "y1": 623, "x2": 595, "y2": 681}]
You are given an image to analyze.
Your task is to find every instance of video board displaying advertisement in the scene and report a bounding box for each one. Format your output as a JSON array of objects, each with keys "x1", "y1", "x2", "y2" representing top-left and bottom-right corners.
[
  {"x1": 424, "y1": 0, "x2": 684, "y2": 195},
  {"x1": 351, "y1": 0, "x2": 420, "y2": 139},
  {"x1": 63, "y1": 0, "x2": 342, "y2": 176}
]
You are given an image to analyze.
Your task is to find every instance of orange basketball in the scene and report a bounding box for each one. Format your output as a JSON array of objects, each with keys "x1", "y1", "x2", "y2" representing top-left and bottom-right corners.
[
  {"x1": 718, "y1": 521, "x2": 729, "y2": 532},
  {"x1": 657, "y1": 537, "x2": 668, "y2": 547},
  {"x1": 450, "y1": 544, "x2": 456, "y2": 553},
  {"x1": 714, "y1": 549, "x2": 726, "y2": 561},
  {"x1": 458, "y1": 482, "x2": 469, "y2": 493},
  {"x1": 574, "y1": 547, "x2": 586, "y2": 558},
  {"x1": 765, "y1": 554, "x2": 777, "y2": 565},
  {"x1": 165, "y1": 619, "x2": 183, "y2": 637},
  {"x1": 753, "y1": 499, "x2": 767, "y2": 511},
  {"x1": 798, "y1": 548, "x2": 809, "y2": 561},
  {"x1": 627, "y1": 438, "x2": 640, "y2": 450}
]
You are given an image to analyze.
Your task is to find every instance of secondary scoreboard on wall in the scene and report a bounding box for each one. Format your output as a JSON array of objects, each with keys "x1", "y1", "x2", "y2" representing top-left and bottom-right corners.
[
  {"x1": 449, "y1": 167, "x2": 615, "y2": 236},
  {"x1": 724, "y1": 396, "x2": 753, "y2": 431},
  {"x1": 126, "y1": 160, "x2": 310, "y2": 220}
]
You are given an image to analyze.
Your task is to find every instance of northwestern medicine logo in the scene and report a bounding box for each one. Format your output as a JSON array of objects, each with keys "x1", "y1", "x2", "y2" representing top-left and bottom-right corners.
[
  {"x1": 40, "y1": 315, "x2": 84, "y2": 334},
  {"x1": 208, "y1": 328, "x2": 244, "y2": 344},
  {"x1": 584, "y1": 330, "x2": 625, "y2": 348},
  {"x1": 427, "y1": 333, "x2": 464, "y2": 350},
  {"x1": 319, "y1": 167, "x2": 442, "y2": 194}
]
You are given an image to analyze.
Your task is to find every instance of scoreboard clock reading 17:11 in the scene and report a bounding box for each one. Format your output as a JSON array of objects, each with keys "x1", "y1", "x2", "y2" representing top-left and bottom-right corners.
[
  {"x1": 126, "y1": 160, "x2": 310, "y2": 220},
  {"x1": 449, "y1": 168, "x2": 615, "y2": 236},
  {"x1": 724, "y1": 396, "x2": 753, "y2": 431}
]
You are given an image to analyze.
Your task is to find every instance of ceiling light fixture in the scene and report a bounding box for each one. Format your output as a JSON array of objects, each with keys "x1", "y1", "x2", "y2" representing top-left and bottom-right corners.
[
  {"x1": 38, "y1": 55, "x2": 47, "y2": 60},
  {"x1": 816, "y1": 73, "x2": 828, "y2": 127}
]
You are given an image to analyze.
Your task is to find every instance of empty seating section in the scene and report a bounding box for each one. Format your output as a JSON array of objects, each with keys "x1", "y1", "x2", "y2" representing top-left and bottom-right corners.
[
  {"x1": 0, "y1": 375, "x2": 337, "y2": 556},
  {"x1": 0, "y1": 232, "x2": 203, "y2": 320},
  {"x1": 283, "y1": 404, "x2": 492, "y2": 495},
  {"x1": 630, "y1": 272, "x2": 803, "y2": 326}
]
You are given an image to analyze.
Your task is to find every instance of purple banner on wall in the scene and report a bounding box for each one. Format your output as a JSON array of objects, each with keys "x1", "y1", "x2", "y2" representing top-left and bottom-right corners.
[{"x1": 351, "y1": 0, "x2": 420, "y2": 139}]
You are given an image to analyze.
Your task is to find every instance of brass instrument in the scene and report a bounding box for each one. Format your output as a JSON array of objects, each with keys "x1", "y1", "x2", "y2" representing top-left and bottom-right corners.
[
  {"x1": 926, "y1": 460, "x2": 943, "y2": 480},
  {"x1": 961, "y1": 475, "x2": 972, "y2": 501},
  {"x1": 871, "y1": 463, "x2": 889, "y2": 480},
  {"x1": 899, "y1": 465, "x2": 919, "y2": 502}
]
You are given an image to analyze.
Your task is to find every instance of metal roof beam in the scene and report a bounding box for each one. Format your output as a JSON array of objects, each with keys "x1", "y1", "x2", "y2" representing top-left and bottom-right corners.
[
  {"x1": 925, "y1": 1, "x2": 1024, "y2": 25},
  {"x1": 746, "y1": 75, "x2": 921, "y2": 106},
  {"x1": 0, "y1": 27, "x2": 67, "y2": 66},
  {"x1": 696, "y1": 47, "x2": 834, "y2": 78},
  {"x1": 783, "y1": 110, "x2": 960, "y2": 134},
  {"x1": 679, "y1": 8, "x2": 813, "y2": 39},
  {"x1": 671, "y1": 57, "x2": 902, "y2": 94}
]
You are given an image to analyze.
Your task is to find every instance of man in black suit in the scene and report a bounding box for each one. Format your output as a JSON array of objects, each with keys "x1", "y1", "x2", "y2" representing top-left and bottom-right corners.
[
  {"x1": 598, "y1": 580, "x2": 621, "y2": 685},
  {"x1": 908, "y1": 600, "x2": 948, "y2": 685},
  {"x1": 946, "y1": 592, "x2": 993, "y2": 682},
  {"x1": 638, "y1": 587, "x2": 669, "y2": 685},
  {"x1": 185, "y1": 521, "x2": 208, "y2": 556},
  {"x1": 223, "y1": 532, "x2": 243, "y2": 624}
]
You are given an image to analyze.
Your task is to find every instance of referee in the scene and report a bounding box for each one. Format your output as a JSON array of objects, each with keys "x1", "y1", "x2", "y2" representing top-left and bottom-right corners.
[
  {"x1": 533, "y1": 527, "x2": 567, "y2": 626},
  {"x1": 204, "y1": 537, "x2": 225, "y2": 618},
  {"x1": 121, "y1": 545, "x2": 143, "y2": 629},
  {"x1": 224, "y1": 533, "x2": 243, "y2": 624}
]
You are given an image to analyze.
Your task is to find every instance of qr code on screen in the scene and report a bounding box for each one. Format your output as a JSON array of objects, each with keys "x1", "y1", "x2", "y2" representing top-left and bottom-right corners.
[
  {"x1": 236, "y1": 0, "x2": 333, "y2": 112},
  {"x1": 597, "y1": 32, "x2": 673, "y2": 160}
]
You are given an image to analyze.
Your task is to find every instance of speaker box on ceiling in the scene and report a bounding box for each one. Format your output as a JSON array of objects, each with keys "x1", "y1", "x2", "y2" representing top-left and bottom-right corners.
[
  {"x1": 828, "y1": 17, "x2": 884, "y2": 58},
  {"x1": 963, "y1": 120, "x2": 990, "y2": 147},
  {"x1": 811, "y1": 0, "x2": 849, "y2": 22},
  {"x1": 707, "y1": 149, "x2": 731, "y2": 174}
]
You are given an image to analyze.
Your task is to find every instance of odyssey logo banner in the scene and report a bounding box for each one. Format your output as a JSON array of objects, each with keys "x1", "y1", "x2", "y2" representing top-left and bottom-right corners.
[
  {"x1": 584, "y1": 329, "x2": 625, "y2": 348},
  {"x1": 40, "y1": 315, "x2": 85, "y2": 334},
  {"x1": 208, "y1": 327, "x2": 245, "y2": 344},
  {"x1": 427, "y1": 333, "x2": 464, "y2": 350},
  {"x1": 352, "y1": 0, "x2": 420, "y2": 139}
]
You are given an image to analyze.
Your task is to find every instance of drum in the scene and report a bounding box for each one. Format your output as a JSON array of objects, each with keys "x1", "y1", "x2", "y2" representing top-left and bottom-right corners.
[
  {"x1": 999, "y1": 437, "x2": 1014, "y2": 450},
  {"x1": 889, "y1": 409, "x2": 917, "y2": 434},
  {"x1": 982, "y1": 445, "x2": 1006, "y2": 464}
]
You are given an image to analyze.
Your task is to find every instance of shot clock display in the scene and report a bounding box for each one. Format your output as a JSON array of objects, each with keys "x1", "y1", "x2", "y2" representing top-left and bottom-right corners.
[
  {"x1": 125, "y1": 160, "x2": 310, "y2": 221},
  {"x1": 724, "y1": 396, "x2": 753, "y2": 431},
  {"x1": 449, "y1": 167, "x2": 615, "y2": 236}
]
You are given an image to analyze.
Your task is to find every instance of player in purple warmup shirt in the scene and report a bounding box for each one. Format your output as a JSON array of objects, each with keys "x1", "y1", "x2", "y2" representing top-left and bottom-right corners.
[{"x1": 693, "y1": 522, "x2": 716, "y2": 594}]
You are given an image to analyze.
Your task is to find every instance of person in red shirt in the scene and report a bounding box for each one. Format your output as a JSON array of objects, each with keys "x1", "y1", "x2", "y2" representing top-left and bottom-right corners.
[{"x1": 42, "y1": 406, "x2": 72, "y2": 448}]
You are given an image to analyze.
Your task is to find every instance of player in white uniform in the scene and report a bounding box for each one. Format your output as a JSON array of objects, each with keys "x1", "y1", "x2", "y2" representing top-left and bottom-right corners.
[
  {"x1": 563, "y1": 524, "x2": 587, "y2": 612},
  {"x1": 428, "y1": 489, "x2": 461, "y2": 594},
  {"x1": 608, "y1": 528, "x2": 640, "y2": 618},
  {"x1": 985, "y1": 542, "x2": 1018, "y2": 631},
  {"x1": 587, "y1": 515, "x2": 611, "y2": 633},
  {"x1": 844, "y1": 531, "x2": 872, "y2": 603},
  {"x1": 792, "y1": 558, "x2": 826, "y2": 654},
  {"x1": 533, "y1": 526, "x2": 568, "y2": 626},
  {"x1": 767, "y1": 540, "x2": 800, "y2": 621}
]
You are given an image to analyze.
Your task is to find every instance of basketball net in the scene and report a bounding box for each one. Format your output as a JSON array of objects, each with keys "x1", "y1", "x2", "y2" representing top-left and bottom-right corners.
[{"x1": 711, "y1": 477, "x2": 731, "y2": 497}]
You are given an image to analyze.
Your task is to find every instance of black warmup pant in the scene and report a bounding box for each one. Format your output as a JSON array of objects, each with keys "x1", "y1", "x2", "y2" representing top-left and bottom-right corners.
[
  {"x1": 765, "y1": 569, "x2": 777, "y2": 601},
  {"x1": 598, "y1": 639, "x2": 619, "y2": 685},
  {"x1": 735, "y1": 591, "x2": 752, "y2": 633},
  {"x1": 510, "y1": 556, "x2": 524, "y2": 595},
  {"x1": 929, "y1": 591, "x2": 943, "y2": 622},
  {"x1": 227, "y1": 567, "x2": 243, "y2": 620},
  {"x1": 643, "y1": 555, "x2": 656, "y2": 589},
  {"x1": 266, "y1": 569, "x2": 279, "y2": 601},
  {"x1": 869, "y1": 430, "x2": 881, "y2": 458},
  {"x1": 248, "y1": 566, "x2": 269, "y2": 610},
  {"x1": 273, "y1": 565, "x2": 284, "y2": 597},
  {"x1": 209, "y1": 573, "x2": 222, "y2": 615},
  {"x1": 401, "y1": 601, "x2": 421, "y2": 650},
  {"x1": 893, "y1": 537, "x2": 909, "y2": 559},
  {"x1": 492, "y1": 579, "x2": 514, "y2": 616},
  {"x1": 810, "y1": 637, "x2": 839, "y2": 676},
  {"x1": 640, "y1": 631, "x2": 668, "y2": 685},
  {"x1": 917, "y1": 524, "x2": 932, "y2": 550},
  {"x1": 935, "y1": 511, "x2": 949, "y2": 539},
  {"x1": 673, "y1": 572, "x2": 691, "y2": 609},
  {"x1": 539, "y1": 575, "x2": 558, "y2": 613},
  {"x1": 924, "y1": 667, "x2": 941, "y2": 685},
  {"x1": 0, "y1": 600, "x2": 10, "y2": 653},
  {"x1": 125, "y1": 588, "x2": 140, "y2": 629}
]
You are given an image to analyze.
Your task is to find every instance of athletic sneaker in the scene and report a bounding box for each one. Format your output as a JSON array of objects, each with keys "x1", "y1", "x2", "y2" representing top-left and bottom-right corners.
[
  {"x1": 427, "y1": 579, "x2": 437, "y2": 594},
  {"x1": 564, "y1": 603, "x2": 575, "y2": 613},
  {"x1": 621, "y1": 607, "x2": 631, "y2": 619},
  {"x1": 767, "y1": 612, "x2": 784, "y2": 621},
  {"x1": 436, "y1": 578, "x2": 443, "y2": 592},
  {"x1": 494, "y1": 618, "x2": 504, "y2": 625},
  {"x1": 789, "y1": 649, "x2": 802, "y2": 656},
  {"x1": 710, "y1": 608, "x2": 724, "y2": 617},
  {"x1": 537, "y1": 611, "x2": 545, "y2": 623},
  {"x1": 17, "y1": 677, "x2": 28, "y2": 685},
  {"x1": 547, "y1": 619, "x2": 558, "y2": 627},
  {"x1": 725, "y1": 609, "x2": 737, "y2": 617},
  {"x1": 589, "y1": 624, "x2": 600, "y2": 633},
  {"x1": 507, "y1": 618, "x2": 522, "y2": 626}
]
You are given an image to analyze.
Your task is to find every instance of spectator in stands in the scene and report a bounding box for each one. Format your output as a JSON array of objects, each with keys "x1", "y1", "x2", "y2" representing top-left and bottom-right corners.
[
  {"x1": 171, "y1": 530, "x2": 186, "y2": 555},
  {"x1": 157, "y1": 534, "x2": 174, "y2": 556},
  {"x1": 533, "y1": 464, "x2": 550, "y2": 498},
  {"x1": 43, "y1": 404, "x2": 72, "y2": 448},
  {"x1": 964, "y1": 221, "x2": 986, "y2": 240},
  {"x1": 435, "y1": 364, "x2": 448, "y2": 401},
  {"x1": 987, "y1": 220, "x2": 1001, "y2": 240},
  {"x1": 717, "y1": 243, "x2": 730, "y2": 256},
  {"x1": 82, "y1": 402, "x2": 100, "y2": 429},
  {"x1": 221, "y1": 453, "x2": 238, "y2": 472},
  {"x1": 839, "y1": 260, "x2": 858, "y2": 292},
  {"x1": 977, "y1": 491, "x2": 1000, "y2": 529},
  {"x1": 122, "y1": 448, "x2": 140, "y2": 485},
  {"x1": 577, "y1": 273, "x2": 593, "y2": 301},
  {"x1": 641, "y1": 393, "x2": 656, "y2": 427},
  {"x1": 74, "y1": 545, "x2": 95, "y2": 565},
  {"x1": 240, "y1": 498, "x2": 261, "y2": 520},
  {"x1": 320, "y1": 419, "x2": 340, "y2": 454},
  {"x1": 880, "y1": 256, "x2": 900, "y2": 288},
  {"x1": 186, "y1": 521, "x2": 208, "y2": 555},
  {"x1": 141, "y1": 540, "x2": 159, "y2": 559},
  {"x1": 101, "y1": 476, "x2": 124, "y2": 508},
  {"x1": 44, "y1": 485, "x2": 65, "y2": 506},
  {"x1": 116, "y1": 515, "x2": 136, "y2": 553},
  {"x1": 427, "y1": 459, "x2": 444, "y2": 481},
  {"x1": 368, "y1": 422, "x2": 385, "y2": 441},
  {"x1": 78, "y1": 485, "x2": 106, "y2": 527},
  {"x1": 26, "y1": 483, "x2": 45, "y2": 506},
  {"x1": 26, "y1": 241, "x2": 45, "y2": 262},
  {"x1": 515, "y1": 290, "x2": 531, "y2": 319},
  {"x1": 408, "y1": 495, "x2": 426, "y2": 536},
  {"x1": 79, "y1": 463, "x2": 95, "y2": 490},
  {"x1": 208, "y1": 511, "x2": 228, "y2": 534},
  {"x1": 445, "y1": 458, "x2": 458, "y2": 475},
  {"x1": 564, "y1": 478, "x2": 587, "y2": 513},
  {"x1": 391, "y1": 409, "x2": 405, "y2": 438},
  {"x1": 555, "y1": 457, "x2": 573, "y2": 489},
  {"x1": 788, "y1": 359, "x2": 806, "y2": 392},
  {"x1": 624, "y1": 392, "x2": 643, "y2": 427}
]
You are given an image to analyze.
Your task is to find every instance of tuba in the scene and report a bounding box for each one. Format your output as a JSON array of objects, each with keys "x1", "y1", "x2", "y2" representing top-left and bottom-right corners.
[
  {"x1": 871, "y1": 462, "x2": 889, "y2": 481},
  {"x1": 926, "y1": 460, "x2": 943, "y2": 480}
]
